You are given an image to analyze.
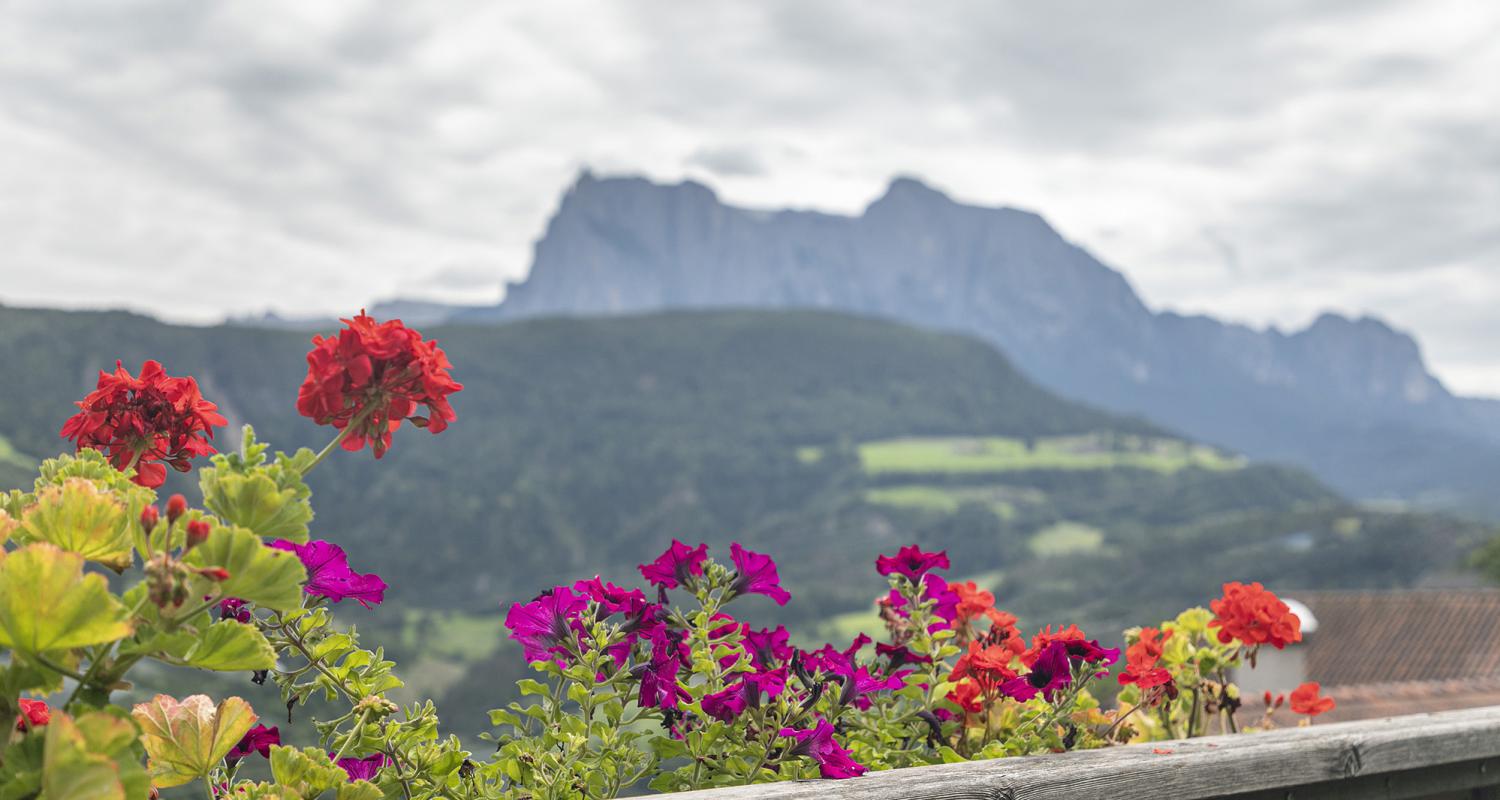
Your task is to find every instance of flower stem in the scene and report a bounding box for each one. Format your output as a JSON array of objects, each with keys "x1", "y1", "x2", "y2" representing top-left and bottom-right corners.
[
  {"x1": 302, "y1": 425, "x2": 355, "y2": 476},
  {"x1": 333, "y1": 708, "x2": 372, "y2": 763}
]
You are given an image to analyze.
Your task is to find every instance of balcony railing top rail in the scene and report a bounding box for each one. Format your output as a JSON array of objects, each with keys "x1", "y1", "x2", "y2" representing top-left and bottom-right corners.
[{"x1": 666, "y1": 705, "x2": 1500, "y2": 800}]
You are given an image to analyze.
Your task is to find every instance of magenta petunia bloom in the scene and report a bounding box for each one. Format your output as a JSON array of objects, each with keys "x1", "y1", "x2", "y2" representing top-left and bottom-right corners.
[
  {"x1": 573, "y1": 576, "x2": 649, "y2": 617},
  {"x1": 876, "y1": 642, "x2": 932, "y2": 670},
  {"x1": 1001, "y1": 640, "x2": 1073, "y2": 702},
  {"x1": 742, "y1": 625, "x2": 794, "y2": 670},
  {"x1": 779, "y1": 718, "x2": 867, "y2": 779},
  {"x1": 701, "y1": 684, "x2": 748, "y2": 721},
  {"x1": 727, "y1": 542, "x2": 791, "y2": 605},
  {"x1": 227, "y1": 724, "x2": 279, "y2": 762},
  {"x1": 333, "y1": 752, "x2": 390, "y2": 782},
  {"x1": 505, "y1": 586, "x2": 588, "y2": 664},
  {"x1": 839, "y1": 666, "x2": 911, "y2": 710},
  {"x1": 638, "y1": 540, "x2": 709, "y2": 589},
  {"x1": 802, "y1": 633, "x2": 871, "y2": 677},
  {"x1": 269, "y1": 539, "x2": 387, "y2": 608},
  {"x1": 1062, "y1": 638, "x2": 1121, "y2": 666},
  {"x1": 637, "y1": 629, "x2": 690, "y2": 710},
  {"x1": 875, "y1": 544, "x2": 950, "y2": 580},
  {"x1": 883, "y1": 574, "x2": 960, "y2": 631},
  {"x1": 217, "y1": 597, "x2": 251, "y2": 624}
]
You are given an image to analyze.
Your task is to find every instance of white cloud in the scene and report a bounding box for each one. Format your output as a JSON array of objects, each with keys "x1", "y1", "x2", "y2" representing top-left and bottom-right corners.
[{"x1": 0, "y1": 0, "x2": 1496, "y2": 394}]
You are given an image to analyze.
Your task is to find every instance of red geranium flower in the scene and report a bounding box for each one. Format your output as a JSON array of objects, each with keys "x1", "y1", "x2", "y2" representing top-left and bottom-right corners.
[
  {"x1": 1208, "y1": 582, "x2": 1302, "y2": 650},
  {"x1": 1290, "y1": 681, "x2": 1335, "y2": 716},
  {"x1": 297, "y1": 312, "x2": 462, "y2": 458},
  {"x1": 60, "y1": 360, "x2": 227, "y2": 488},
  {"x1": 15, "y1": 699, "x2": 49, "y2": 731}
]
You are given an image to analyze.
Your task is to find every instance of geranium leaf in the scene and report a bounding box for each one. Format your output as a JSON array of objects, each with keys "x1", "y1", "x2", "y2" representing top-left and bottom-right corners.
[
  {"x1": 183, "y1": 525, "x2": 306, "y2": 611},
  {"x1": 183, "y1": 620, "x2": 276, "y2": 671},
  {"x1": 0, "y1": 543, "x2": 133, "y2": 655},
  {"x1": 132, "y1": 694, "x2": 258, "y2": 788},
  {"x1": 199, "y1": 427, "x2": 315, "y2": 543},
  {"x1": 337, "y1": 780, "x2": 385, "y2": 800},
  {"x1": 269, "y1": 746, "x2": 349, "y2": 797},
  {"x1": 15, "y1": 478, "x2": 134, "y2": 572},
  {"x1": 42, "y1": 711, "x2": 147, "y2": 800}
]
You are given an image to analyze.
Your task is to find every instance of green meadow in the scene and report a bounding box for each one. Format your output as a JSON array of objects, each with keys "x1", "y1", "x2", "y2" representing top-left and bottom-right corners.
[{"x1": 853, "y1": 434, "x2": 1243, "y2": 475}]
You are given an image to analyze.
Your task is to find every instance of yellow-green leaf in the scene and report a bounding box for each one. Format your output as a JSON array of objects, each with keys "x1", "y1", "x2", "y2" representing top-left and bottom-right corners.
[
  {"x1": 17, "y1": 479, "x2": 134, "y2": 572},
  {"x1": 183, "y1": 620, "x2": 276, "y2": 671},
  {"x1": 199, "y1": 428, "x2": 315, "y2": 543},
  {"x1": 336, "y1": 780, "x2": 384, "y2": 800},
  {"x1": 183, "y1": 526, "x2": 306, "y2": 611},
  {"x1": 41, "y1": 710, "x2": 147, "y2": 800},
  {"x1": 0, "y1": 543, "x2": 133, "y2": 655},
  {"x1": 131, "y1": 694, "x2": 258, "y2": 788},
  {"x1": 269, "y1": 746, "x2": 349, "y2": 797}
]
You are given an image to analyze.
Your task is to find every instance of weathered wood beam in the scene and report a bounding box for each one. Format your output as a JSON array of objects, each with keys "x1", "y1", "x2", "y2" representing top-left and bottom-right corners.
[{"x1": 665, "y1": 706, "x2": 1500, "y2": 800}]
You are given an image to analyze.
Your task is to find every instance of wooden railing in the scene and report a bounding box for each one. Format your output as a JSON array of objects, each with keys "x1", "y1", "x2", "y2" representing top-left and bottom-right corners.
[{"x1": 667, "y1": 706, "x2": 1500, "y2": 800}]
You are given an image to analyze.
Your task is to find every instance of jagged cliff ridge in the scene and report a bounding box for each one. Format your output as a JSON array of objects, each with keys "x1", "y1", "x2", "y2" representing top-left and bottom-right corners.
[{"x1": 446, "y1": 172, "x2": 1497, "y2": 510}]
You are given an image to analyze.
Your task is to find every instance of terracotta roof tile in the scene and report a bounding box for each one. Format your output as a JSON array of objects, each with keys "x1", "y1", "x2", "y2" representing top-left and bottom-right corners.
[{"x1": 1291, "y1": 590, "x2": 1500, "y2": 686}]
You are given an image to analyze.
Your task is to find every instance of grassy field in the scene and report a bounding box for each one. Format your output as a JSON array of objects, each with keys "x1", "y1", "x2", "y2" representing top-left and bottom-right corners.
[
  {"x1": 863, "y1": 484, "x2": 1040, "y2": 517},
  {"x1": 853, "y1": 434, "x2": 1243, "y2": 475},
  {"x1": 1029, "y1": 521, "x2": 1106, "y2": 557}
]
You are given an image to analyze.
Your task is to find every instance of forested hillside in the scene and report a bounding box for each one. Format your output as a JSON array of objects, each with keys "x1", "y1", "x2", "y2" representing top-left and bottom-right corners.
[{"x1": 0, "y1": 304, "x2": 1488, "y2": 737}]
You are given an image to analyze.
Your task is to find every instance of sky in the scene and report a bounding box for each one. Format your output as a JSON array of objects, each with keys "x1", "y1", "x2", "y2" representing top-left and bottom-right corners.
[{"x1": 1, "y1": 1, "x2": 1498, "y2": 395}]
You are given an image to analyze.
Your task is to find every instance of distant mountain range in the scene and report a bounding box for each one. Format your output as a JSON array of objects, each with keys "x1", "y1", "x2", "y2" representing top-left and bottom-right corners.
[{"x1": 344, "y1": 172, "x2": 1500, "y2": 516}]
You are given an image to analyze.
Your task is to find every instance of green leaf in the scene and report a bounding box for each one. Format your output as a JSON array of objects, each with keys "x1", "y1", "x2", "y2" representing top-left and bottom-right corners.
[
  {"x1": 336, "y1": 781, "x2": 385, "y2": 800},
  {"x1": 0, "y1": 543, "x2": 133, "y2": 655},
  {"x1": 517, "y1": 679, "x2": 550, "y2": 698},
  {"x1": 199, "y1": 427, "x2": 316, "y2": 543},
  {"x1": 183, "y1": 525, "x2": 307, "y2": 611},
  {"x1": 183, "y1": 620, "x2": 277, "y2": 671},
  {"x1": 15, "y1": 478, "x2": 134, "y2": 572},
  {"x1": 0, "y1": 732, "x2": 43, "y2": 800},
  {"x1": 132, "y1": 694, "x2": 258, "y2": 788},
  {"x1": 269, "y1": 746, "x2": 350, "y2": 797},
  {"x1": 41, "y1": 711, "x2": 148, "y2": 800}
]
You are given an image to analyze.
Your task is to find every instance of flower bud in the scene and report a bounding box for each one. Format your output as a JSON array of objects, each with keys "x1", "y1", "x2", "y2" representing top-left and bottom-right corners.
[
  {"x1": 166, "y1": 494, "x2": 188, "y2": 523},
  {"x1": 185, "y1": 519, "x2": 212, "y2": 550},
  {"x1": 200, "y1": 567, "x2": 231, "y2": 582},
  {"x1": 140, "y1": 505, "x2": 160, "y2": 530}
]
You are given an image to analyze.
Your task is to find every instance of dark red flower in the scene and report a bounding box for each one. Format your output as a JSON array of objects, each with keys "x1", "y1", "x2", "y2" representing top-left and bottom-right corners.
[
  {"x1": 60, "y1": 360, "x2": 227, "y2": 488},
  {"x1": 637, "y1": 540, "x2": 709, "y2": 589},
  {"x1": 1000, "y1": 640, "x2": 1073, "y2": 702},
  {"x1": 228, "y1": 724, "x2": 280, "y2": 762},
  {"x1": 218, "y1": 597, "x2": 252, "y2": 624},
  {"x1": 1209, "y1": 582, "x2": 1302, "y2": 650},
  {"x1": 297, "y1": 312, "x2": 462, "y2": 458},
  {"x1": 1290, "y1": 682, "x2": 1335, "y2": 716},
  {"x1": 15, "y1": 699, "x2": 48, "y2": 731},
  {"x1": 875, "y1": 545, "x2": 949, "y2": 580}
]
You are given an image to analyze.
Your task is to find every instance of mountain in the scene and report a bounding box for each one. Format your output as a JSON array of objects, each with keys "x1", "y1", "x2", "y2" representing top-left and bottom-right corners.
[{"x1": 422, "y1": 172, "x2": 1500, "y2": 515}]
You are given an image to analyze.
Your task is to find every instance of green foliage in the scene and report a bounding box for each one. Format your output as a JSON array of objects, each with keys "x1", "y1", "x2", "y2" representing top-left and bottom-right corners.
[
  {"x1": 182, "y1": 524, "x2": 307, "y2": 611},
  {"x1": 0, "y1": 543, "x2": 133, "y2": 655},
  {"x1": 200, "y1": 426, "x2": 316, "y2": 543},
  {"x1": 183, "y1": 620, "x2": 277, "y2": 671},
  {"x1": 41, "y1": 710, "x2": 150, "y2": 800},
  {"x1": 132, "y1": 694, "x2": 259, "y2": 788}
]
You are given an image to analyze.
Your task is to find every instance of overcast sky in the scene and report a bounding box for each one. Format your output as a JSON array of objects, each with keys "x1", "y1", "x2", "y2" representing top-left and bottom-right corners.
[{"x1": 1, "y1": 1, "x2": 1497, "y2": 394}]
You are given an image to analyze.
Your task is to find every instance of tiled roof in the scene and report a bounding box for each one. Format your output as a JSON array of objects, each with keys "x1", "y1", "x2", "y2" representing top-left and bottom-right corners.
[{"x1": 1293, "y1": 590, "x2": 1500, "y2": 686}]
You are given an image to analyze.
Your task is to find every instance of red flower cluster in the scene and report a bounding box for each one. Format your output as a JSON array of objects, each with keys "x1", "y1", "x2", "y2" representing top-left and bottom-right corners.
[
  {"x1": 1290, "y1": 681, "x2": 1335, "y2": 716},
  {"x1": 60, "y1": 360, "x2": 227, "y2": 488},
  {"x1": 297, "y1": 312, "x2": 463, "y2": 458},
  {"x1": 1118, "y1": 627, "x2": 1175, "y2": 697},
  {"x1": 15, "y1": 699, "x2": 49, "y2": 731},
  {"x1": 1208, "y1": 582, "x2": 1302, "y2": 650}
]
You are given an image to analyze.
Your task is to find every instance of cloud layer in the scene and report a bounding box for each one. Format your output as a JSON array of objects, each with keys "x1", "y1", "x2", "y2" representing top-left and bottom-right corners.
[{"x1": 1, "y1": 1, "x2": 1496, "y2": 393}]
